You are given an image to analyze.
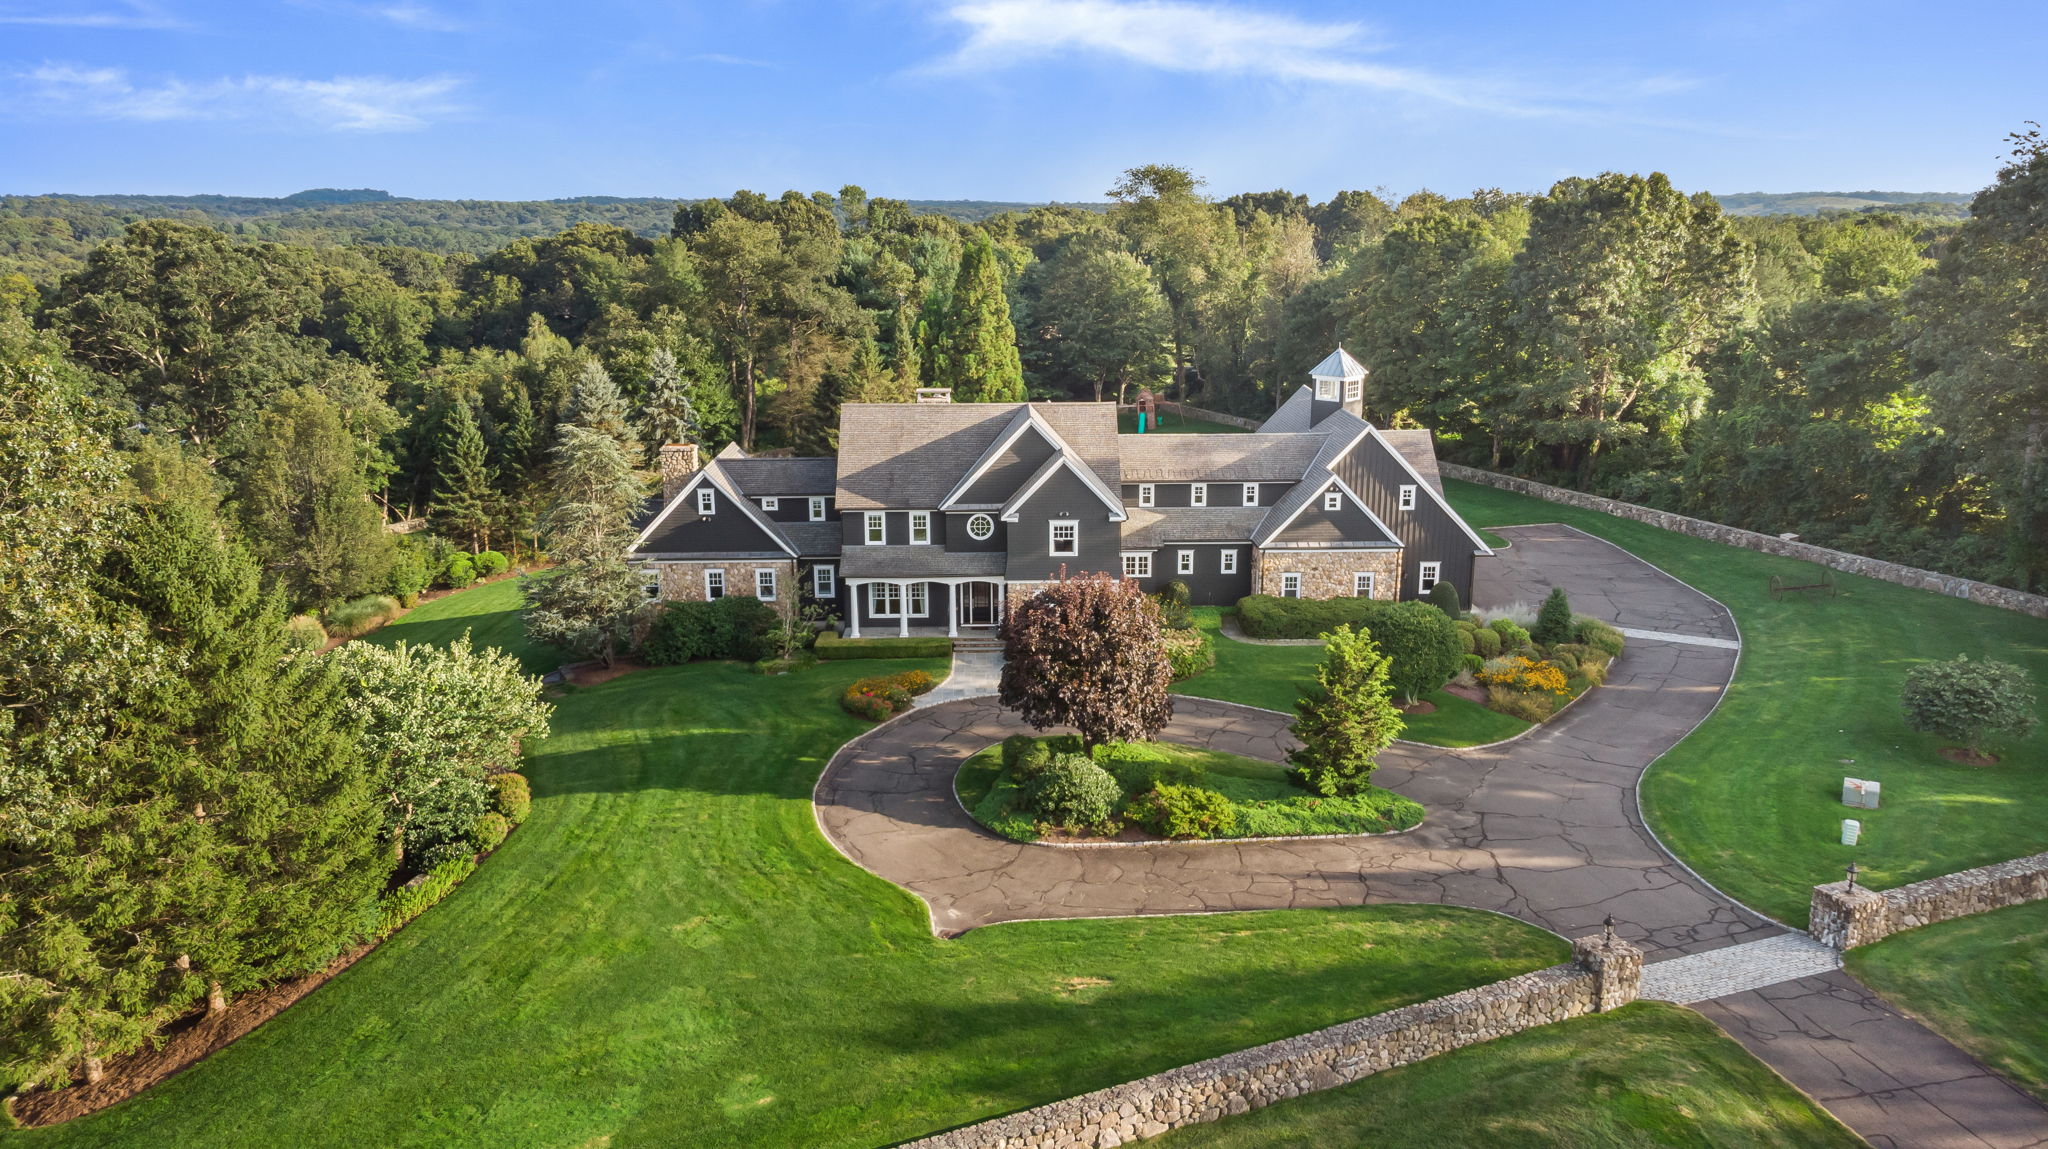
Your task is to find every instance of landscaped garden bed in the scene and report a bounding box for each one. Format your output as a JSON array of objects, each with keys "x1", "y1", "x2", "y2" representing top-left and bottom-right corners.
[{"x1": 955, "y1": 734, "x2": 1424, "y2": 843}]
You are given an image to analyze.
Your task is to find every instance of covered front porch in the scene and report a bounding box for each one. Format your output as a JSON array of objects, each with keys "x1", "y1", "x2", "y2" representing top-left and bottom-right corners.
[{"x1": 842, "y1": 577, "x2": 1006, "y2": 638}]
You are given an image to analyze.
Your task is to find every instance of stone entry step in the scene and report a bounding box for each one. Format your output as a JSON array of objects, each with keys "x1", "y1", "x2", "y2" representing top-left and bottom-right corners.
[
  {"x1": 1638, "y1": 933, "x2": 1841, "y2": 1004},
  {"x1": 952, "y1": 635, "x2": 1005, "y2": 652}
]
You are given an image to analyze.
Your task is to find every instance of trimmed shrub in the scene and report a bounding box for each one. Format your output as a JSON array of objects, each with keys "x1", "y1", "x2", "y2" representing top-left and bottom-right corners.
[
  {"x1": 1573, "y1": 616, "x2": 1626, "y2": 658},
  {"x1": 474, "y1": 549, "x2": 509, "y2": 578},
  {"x1": 643, "y1": 596, "x2": 779, "y2": 664},
  {"x1": 1000, "y1": 735, "x2": 1039, "y2": 771},
  {"x1": 1128, "y1": 784, "x2": 1239, "y2": 839},
  {"x1": 1024, "y1": 753, "x2": 1121, "y2": 827},
  {"x1": 388, "y1": 542, "x2": 431, "y2": 604},
  {"x1": 441, "y1": 553, "x2": 477, "y2": 589},
  {"x1": 813, "y1": 631, "x2": 954, "y2": 660},
  {"x1": 1237, "y1": 596, "x2": 1460, "y2": 703},
  {"x1": 1455, "y1": 626, "x2": 1476, "y2": 654},
  {"x1": 325, "y1": 594, "x2": 403, "y2": 639},
  {"x1": 1900, "y1": 655, "x2": 2039, "y2": 753},
  {"x1": 1462, "y1": 653, "x2": 1485, "y2": 674},
  {"x1": 1472, "y1": 627, "x2": 1502, "y2": 658},
  {"x1": 490, "y1": 772, "x2": 532, "y2": 823},
  {"x1": 284, "y1": 613, "x2": 328, "y2": 654},
  {"x1": 1012, "y1": 739, "x2": 1054, "y2": 781},
  {"x1": 372, "y1": 857, "x2": 476, "y2": 941},
  {"x1": 1488, "y1": 617, "x2": 1530, "y2": 649},
  {"x1": 1155, "y1": 580, "x2": 1194, "y2": 630},
  {"x1": 1161, "y1": 626, "x2": 1216, "y2": 681},
  {"x1": 1236, "y1": 594, "x2": 1375, "y2": 639},
  {"x1": 1533, "y1": 586, "x2": 1574, "y2": 645},
  {"x1": 1427, "y1": 579, "x2": 1462, "y2": 617},
  {"x1": 1549, "y1": 649, "x2": 1580, "y2": 674},
  {"x1": 470, "y1": 811, "x2": 511, "y2": 852}
]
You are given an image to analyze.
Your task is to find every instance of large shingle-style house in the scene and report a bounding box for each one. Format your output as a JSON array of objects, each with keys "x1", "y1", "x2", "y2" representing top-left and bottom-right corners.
[{"x1": 628, "y1": 348, "x2": 1493, "y2": 636}]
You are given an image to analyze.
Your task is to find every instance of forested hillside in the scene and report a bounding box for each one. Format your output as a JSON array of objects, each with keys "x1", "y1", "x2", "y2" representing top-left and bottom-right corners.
[{"x1": 1712, "y1": 190, "x2": 1972, "y2": 217}]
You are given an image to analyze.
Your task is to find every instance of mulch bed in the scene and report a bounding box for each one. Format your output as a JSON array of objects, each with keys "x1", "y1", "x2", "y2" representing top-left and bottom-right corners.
[
  {"x1": 1444, "y1": 682, "x2": 1488, "y2": 705},
  {"x1": 8, "y1": 941, "x2": 379, "y2": 1127},
  {"x1": 1939, "y1": 746, "x2": 2000, "y2": 766},
  {"x1": 1398, "y1": 700, "x2": 1438, "y2": 716},
  {"x1": 557, "y1": 658, "x2": 646, "y2": 688}
]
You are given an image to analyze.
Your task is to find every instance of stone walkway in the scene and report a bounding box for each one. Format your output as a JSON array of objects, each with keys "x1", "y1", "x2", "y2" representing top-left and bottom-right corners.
[
  {"x1": 813, "y1": 524, "x2": 2048, "y2": 1147},
  {"x1": 1640, "y1": 933, "x2": 1842, "y2": 1004},
  {"x1": 916, "y1": 650, "x2": 1003, "y2": 707}
]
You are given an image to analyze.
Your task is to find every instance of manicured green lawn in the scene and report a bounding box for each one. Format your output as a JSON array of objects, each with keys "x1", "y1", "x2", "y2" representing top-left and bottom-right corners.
[
  {"x1": 22, "y1": 584, "x2": 1568, "y2": 1148},
  {"x1": 956, "y1": 739, "x2": 1424, "y2": 842},
  {"x1": 1155, "y1": 1002, "x2": 1862, "y2": 1148},
  {"x1": 1117, "y1": 410, "x2": 1251, "y2": 434},
  {"x1": 1171, "y1": 608, "x2": 1532, "y2": 747},
  {"x1": 1847, "y1": 899, "x2": 2048, "y2": 1103},
  {"x1": 360, "y1": 573, "x2": 563, "y2": 676},
  {"x1": 1447, "y1": 479, "x2": 2048, "y2": 925}
]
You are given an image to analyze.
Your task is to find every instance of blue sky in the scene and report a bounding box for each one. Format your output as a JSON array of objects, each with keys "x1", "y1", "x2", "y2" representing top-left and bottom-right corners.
[{"x1": 2, "y1": 0, "x2": 2041, "y2": 202}]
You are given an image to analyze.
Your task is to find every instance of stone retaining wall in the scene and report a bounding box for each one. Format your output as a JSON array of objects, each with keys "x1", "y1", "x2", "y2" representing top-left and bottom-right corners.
[
  {"x1": 1119, "y1": 400, "x2": 1265, "y2": 432},
  {"x1": 1810, "y1": 851, "x2": 2048, "y2": 949},
  {"x1": 1441, "y1": 464, "x2": 2048, "y2": 619},
  {"x1": 901, "y1": 933, "x2": 1642, "y2": 1148}
]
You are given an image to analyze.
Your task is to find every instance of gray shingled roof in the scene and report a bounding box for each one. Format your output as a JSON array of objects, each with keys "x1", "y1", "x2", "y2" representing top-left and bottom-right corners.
[
  {"x1": 1377, "y1": 429, "x2": 1445, "y2": 497},
  {"x1": 1118, "y1": 506, "x2": 1268, "y2": 549},
  {"x1": 721, "y1": 456, "x2": 837, "y2": 496},
  {"x1": 1117, "y1": 433, "x2": 1324, "y2": 482},
  {"x1": 836, "y1": 402, "x2": 1120, "y2": 511},
  {"x1": 1256, "y1": 385, "x2": 1316, "y2": 433},
  {"x1": 780, "y1": 523, "x2": 844, "y2": 557},
  {"x1": 839, "y1": 548, "x2": 1008, "y2": 578},
  {"x1": 1254, "y1": 411, "x2": 1370, "y2": 546}
]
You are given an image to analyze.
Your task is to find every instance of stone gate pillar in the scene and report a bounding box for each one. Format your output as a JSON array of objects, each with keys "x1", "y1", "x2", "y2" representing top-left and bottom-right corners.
[
  {"x1": 1571, "y1": 930, "x2": 1644, "y2": 1012},
  {"x1": 1809, "y1": 880, "x2": 1890, "y2": 949}
]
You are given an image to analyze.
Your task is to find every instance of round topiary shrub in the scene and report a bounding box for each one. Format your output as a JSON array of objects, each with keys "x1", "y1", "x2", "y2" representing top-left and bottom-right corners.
[
  {"x1": 474, "y1": 550, "x2": 509, "y2": 578},
  {"x1": 1427, "y1": 580, "x2": 1462, "y2": 618},
  {"x1": 470, "y1": 811, "x2": 511, "y2": 852},
  {"x1": 1455, "y1": 627, "x2": 1477, "y2": 654},
  {"x1": 491, "y1": 772, "x2": 533, "y2": 823},
  {"x1": 1488, "y1": 617, "x2": 1530, "y2": 649},
  {"x1": 442, "y1": 554, "x2": 477, "y2": 589},
  {"x1": 1127, "y1": 784, "x2": 1238, "y2": 839},
  {"x1": 1473, "y1": 627, "x2": 1503, "y2": 658},
  {"x1": 283, "y1": 613, "x2": 328, "y2": 654},
  {"x1": 1024, "y1": 753, "x2": 1121, "y2": 827}
]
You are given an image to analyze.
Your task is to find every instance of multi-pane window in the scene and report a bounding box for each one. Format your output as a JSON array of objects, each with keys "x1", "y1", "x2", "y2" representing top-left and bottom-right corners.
[
  {"x1": 1398, "y1": 485, "x2": 1418, "y2": 511},
  {"x1": 1138, "y1": 483, "x2": 1155, "y2": 508},
  {"x1": 870, "y1": 583, "x2": 902, "y2": 616},
  {"x1": 1220, "y1": 550, "x2": 1238, "y2": 574},
  {"x1": 760, "y1": 496, "x2": 779, "y2": 511},
  {"x1": 809, "y1": 496, "x2": 827, "y2": 521},
  {"x1": 1241, "y1": 483, "x2": 1259, "y2": 507},
  {"x1": 1177, "y1": 549, "x2": 1194, "y2": 575},
  {"x1": 755, "y1": 568, "x2": 778, "y2": 600},
  {"x1": 813, "y1": 564, "x2": 836, "y2": 598},
  {"x1": 865, "y1": 512, "x2": 886, "y2": 544},
  {"x1": 1280, "y1": 572, "x2": 1302, "y2": 598},
  {"x1": 1122, "y1": 552, "x2": 1152, "y2": 578},
  {"x1": 1315, "y1": 377, "x2": 1337, "y2": 400},
  {"x1": 697, "y1": 488, "x2": 715, "y2": 514},
  {"x1": 1345, "y1": 378, "x2": 1363, "y2": 402},
  {"x1": 966, "y1": 513, "x2": 995, "y2": 540},
  {"x1": 1323, "y1": 488, "x2": 1342, "y2": 511},
  {"x1": 1190, "y1": 483, "x2": 1208, "y2": 507},
  {"x1": 1353, "y1": 572, "x2": 1375, "y2": 598},
  {"x1": 909, "y1": 511, "x2": 931, "y2": 545},
  {"x1": 1418, "y1": 562, "x2": 1441, "y2": 592},
  {"x1": 704, "y1": 569, "x2": 725, "y2": 599},
  {"x1": 1049, "y1": 520, "x2": 1078, "y2": 556},
  {"x1": 908, "y1": 582, "x2": 927, "y2": 615}
]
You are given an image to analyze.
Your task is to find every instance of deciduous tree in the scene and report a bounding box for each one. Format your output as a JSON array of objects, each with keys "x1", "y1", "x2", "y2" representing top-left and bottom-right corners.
[{"x1": 998, "y1": 573, "x2": 1172, "y2": 748}]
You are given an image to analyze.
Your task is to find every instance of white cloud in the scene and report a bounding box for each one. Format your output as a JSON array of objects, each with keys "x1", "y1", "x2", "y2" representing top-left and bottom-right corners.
[
  {"x1": 17, "y1": 65, "x2": 464, "y2": 131},
  {"x1": 690, "y1": 53, "x2": 777, "y2": 69},
  {"x1": 372, "y1": 3, "x2": 462, "y2": 32},
  {"x1": 0, "y1": 1, "x2": 181, "y2": 29}
]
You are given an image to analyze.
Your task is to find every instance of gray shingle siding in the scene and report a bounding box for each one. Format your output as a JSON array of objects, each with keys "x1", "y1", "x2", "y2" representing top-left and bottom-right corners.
[{"x1": 1005, "y1": 467, "x2": 1123, "y2": 583}]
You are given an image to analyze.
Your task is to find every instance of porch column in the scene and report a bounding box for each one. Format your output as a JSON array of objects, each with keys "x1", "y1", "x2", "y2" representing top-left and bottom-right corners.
[
  {"x1": 846, "y1": 581, "x2": 861, "y2": 638},
  {"x1": 948, "y1": 581, "x2": 959, "y2": 638},
  {"x1": 897, "y1": 581, "x2": 909, "y2": 638}
]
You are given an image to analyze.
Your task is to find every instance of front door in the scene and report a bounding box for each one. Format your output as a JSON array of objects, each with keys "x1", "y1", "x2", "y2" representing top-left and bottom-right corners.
[{"x1": 965, "y1": 582, "x2": 997, "y2": 627}]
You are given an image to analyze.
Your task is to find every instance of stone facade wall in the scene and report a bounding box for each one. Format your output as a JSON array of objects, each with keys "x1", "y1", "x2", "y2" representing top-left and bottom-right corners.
[
  {"x1": 650, "y1": 559, "x2": 796, "y2": 604},
  {"x1": 1119, "y1": 400, "x2": 1264, "y2": 432},
  {"x1": 1250, "y1": 549, "x2": 1401, "y2": 600},
  {"x1": 1442, "y1": 464, "x2": 2048, "y2": 620},
  {"x1": 902, "y1": 933, "x2": 1642, "y2": 1149},
  {"x1": 1810, "y1": 851, "x2": 2048, "y2": 950}
]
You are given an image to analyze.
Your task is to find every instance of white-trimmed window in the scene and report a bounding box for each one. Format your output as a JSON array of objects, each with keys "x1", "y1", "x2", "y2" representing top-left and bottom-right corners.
[
  {"x1": 1398, "y1": 485, "x2": 1418, "y2": 511},
  {"x1": 639, "y1": 566, "x2": 661, "y2": 600},
  {"x1": 1315, "y1": 377, "x2": 1338, "y2": 400},
  {"x1": 1323, "y1": 488, "x2": 1342, "y2": 511},
  {"x1": 966, "y1": 513, "x2": 995, "y2": 541},
  {"x1": 1122, "y1": 552, "x2": 1152, "y2": 578},
  {"x1": 865, "y1": 511, "x2": 885, "y2": 544},
  {"x1": 1241, "y1": 483, "x2": 1259, "y2": 507},
  {"x1": 809, "y1": 496, "x2": 827, "y2": 521},
  {"x1": 755, "y1": 568, "x2": 778, "y2": 601},
  {"x1": 1190, "y1": 483, "x2": 1208, "y2": 507},
  {"x1": 909, "y1": 511, "x2": 932, "y2": 545},
  {"x1": 1353, "y1": 572, "x2": 1375, "y2": 598},
  {"x1": 869, "y1": 582, "x2": 902, "y2": 617},
  {"x1": 704, "y1": 569, "x2": 725, "y2": 599},
  {"x1": 1345, "y1": 378, "x2": 1363, "y2": 402},
  {"x1": 813, "y1": 564, "x2": 836, "y2": 598},
  {"x1": 1418, "y1": 562, "x2": 1441, "y2": 593},
  {"x1": 1049, "y1": 520, "x2": 1078, "y2": 557},
  {"x1": 909, "y1": 582, "x2": 927, "y2": 615},
  {"x1": 1138, "y1": 483, "x2": 1155, "y2": 508},
  {"x1": 1280, "y1": 572, "x2": 1302, "y2": 598},
  {"x1": 697, "y1": 488, "x2": 715, "y2": 514},
  {"x1": 1220, "y1": 550, "x2": 1238, "y2": 574},
  {"x1": 760, "y1": 496, "x2": 779, "y2": 511},
  {"x1": 1177, "y1": 549, "x2": 1194, "y2": 575}
]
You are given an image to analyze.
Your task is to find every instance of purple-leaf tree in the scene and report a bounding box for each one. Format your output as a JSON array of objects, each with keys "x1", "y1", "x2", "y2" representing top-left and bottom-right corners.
[{"x1": 999, "y1": 571, "x2": 1173, "y2": 748}]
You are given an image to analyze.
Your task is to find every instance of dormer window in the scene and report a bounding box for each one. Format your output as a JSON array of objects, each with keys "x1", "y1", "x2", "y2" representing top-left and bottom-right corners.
[
  {"x1": 809, "y1": 496, "x2": 826, "y2": 521},
  {"x1": 697, "y1": 489, "x2": 715, "y2": 514},
  {"x1": 909, "y1": 511, "x2": 931, "y2": 545},
  {"x1": 760, "y1": 496, "x2": 779, "y2": 511},
  {"x1": 1323, "y1": 488, "x2": 1342, "y2": 511}
]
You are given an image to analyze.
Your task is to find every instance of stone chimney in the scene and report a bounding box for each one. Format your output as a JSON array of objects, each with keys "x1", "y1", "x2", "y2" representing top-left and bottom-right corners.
[
  {"x1": 659, "y1": 442, "x2": 701, "y2": 500},
  {"x1": 915, "y1": 388, "x2": 953, "y2": 404}
]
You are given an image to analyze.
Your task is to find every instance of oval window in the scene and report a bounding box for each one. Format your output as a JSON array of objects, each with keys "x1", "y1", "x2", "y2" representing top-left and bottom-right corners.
[{"x1": 966, "y1": 514, "x2": 995, "y2": 541}]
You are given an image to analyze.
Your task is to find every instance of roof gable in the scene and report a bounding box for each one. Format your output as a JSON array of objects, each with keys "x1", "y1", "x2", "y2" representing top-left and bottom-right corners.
[
  {"x1": 629, "y1": 462, "x2": 797, "y2": 558},
  {"x1": 1000, "y1": 451, "x2": 1128, "y2": 523},
  {"x1": 835, "y1": 401, "x2": 1121, "y2": 511},
  {"x1": 945, "y1": 408, "x2": 1061, "y2": 507}
]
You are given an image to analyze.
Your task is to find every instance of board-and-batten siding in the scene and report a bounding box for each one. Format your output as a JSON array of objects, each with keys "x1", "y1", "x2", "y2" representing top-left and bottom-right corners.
[
  {"x1": 1122, "y1": 544, "x2": 1252, "y2": 603},
  {"x1": 841, "y1": 509, "x2": 950, "y2": 548},
  {"x1": 955, "y1": 430, "x2": 1056, "y2": 505},
  {"x1": 1329, "y1": 436, "x2": 1476, "y2": 604}
]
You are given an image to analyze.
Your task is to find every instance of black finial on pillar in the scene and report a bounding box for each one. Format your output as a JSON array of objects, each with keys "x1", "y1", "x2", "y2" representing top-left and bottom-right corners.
[
  {"x1": 1846, "y1": 861, "x2": 1859, "y2": 891},
  {"x1": 1602, "y1": 914, "x2": 1615, "y2": 941}
]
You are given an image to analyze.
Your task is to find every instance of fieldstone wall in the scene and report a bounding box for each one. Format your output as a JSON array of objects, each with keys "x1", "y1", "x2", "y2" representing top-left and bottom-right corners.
[
  {"x1": 1250, "y1": 549, "x2": 1401, "y2": 600},
  {"x1": 1120, "y1": 400, "x2": 1265, "y2": 432},
  {"x1": 1810, "y1": 852, "x2": 2048, "y2": 949},
  {"x1": 1441, "y1": 464, "x2": 2048, "y2": 619},
  {"x1": 651, "y1": 559, "x2": 796, "y2": 604},
  {"x1": 901, "y1": 933, "x2": 1642, "y2": 1149}
]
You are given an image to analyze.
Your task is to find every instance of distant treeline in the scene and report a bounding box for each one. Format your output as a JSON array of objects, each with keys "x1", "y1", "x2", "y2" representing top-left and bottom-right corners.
[{"x1": 1711, "y1": 190, "x2": 1973, "y2": 217}]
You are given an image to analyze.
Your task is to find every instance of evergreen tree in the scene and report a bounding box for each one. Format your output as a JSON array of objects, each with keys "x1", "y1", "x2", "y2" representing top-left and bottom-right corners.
[
  {"x1": 432, "y1": 399, "x2": 495, "y2": 551},
  {"x1": 564, "y1": 359, "x2": 639, "y2": 458},
  {"x1": 233, "y1": 385, "x2": 395, "y2": 606},
  {"x1": 637, "y1": 346, "x2": 698, "y2": 456},
  {"x1": 491, "y1": 372, "x2": 536, "y2": 489},
  {"x1": 1533, "y1": 586, "x2": 1574, "y2": 646},
  {"x1": 523, "y1": 424, "x2": 646, "y2": 666},
  {"x1": 933, "y1": 235, "x2": 1025, "y2": 402},
  {"x1": 1288, "y1": 625, "x2": 1404, "y2": 797}
]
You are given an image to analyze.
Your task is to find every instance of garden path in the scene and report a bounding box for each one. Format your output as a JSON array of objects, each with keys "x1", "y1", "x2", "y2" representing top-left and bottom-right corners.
[{"x1": 814, "y1": 524, "x2": 2048, "y2": 1148}]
